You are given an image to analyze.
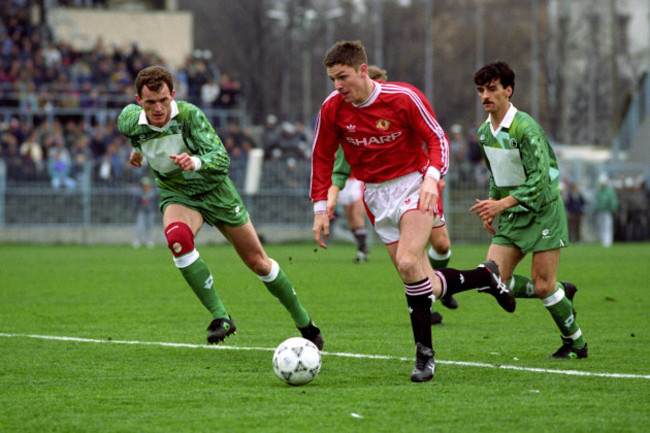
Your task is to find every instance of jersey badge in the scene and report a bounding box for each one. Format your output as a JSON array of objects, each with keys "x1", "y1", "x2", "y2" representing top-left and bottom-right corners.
[
  {"x1": 509, "y1": 138, "x2": 520, "y2": 148},
  {"x1": 346, "y1": 124, "x2": 356, "y2": 132},
  {"x1": 375, "y1": 119, "x2": 391, "y2": 131}
]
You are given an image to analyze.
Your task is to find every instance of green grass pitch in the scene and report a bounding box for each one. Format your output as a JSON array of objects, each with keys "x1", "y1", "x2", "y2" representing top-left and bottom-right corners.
[{"x1": 1, "y1": 242, "x2": 648, "y2": 432}]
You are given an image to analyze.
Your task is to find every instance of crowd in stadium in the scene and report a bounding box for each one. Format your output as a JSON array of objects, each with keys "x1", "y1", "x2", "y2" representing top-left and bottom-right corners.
[{"x1": 0, "y1": 0, "x2": 251, "y2": 188}]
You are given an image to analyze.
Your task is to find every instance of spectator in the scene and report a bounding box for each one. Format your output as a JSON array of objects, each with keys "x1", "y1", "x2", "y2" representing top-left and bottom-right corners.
[
  {"x1": 292, "y1": 121, "x2": 311, "y2": 160},
  {"x1": 222, "y1": 134, "x2": 246, "y2": 189},
  {"x1": 42, "y1": 41, "x2": 62, "y2": 68},
  {"x1": 71, "y1": 134, "x2": 91, "y2": 180},
  {"x1": 447, "y1": 123, "x2": 470, "y2": 184},
  {"x1": 18, "y1": 81, "x2": 39, "y2": 111},
  {"x1": 200, "y1": 77, "x2": 220, "y2": 109},
  {"x1": 465, "y1": 125, "x2": 490, "y2": 187},
  {"x1": 261, "y1": 114, "x2": 280, "y2": 159},
  {"x1": 622, "y1": 177, "x2": 649, "y2": 241},
  {"x1": 48, "y1": 138, "x2": 76, "y2": 191},
  {"x1": 97, "y1": 151, "x2": 113, "y2": 185},
  {"x1": 19, "y1": 129, "x2": 44, "y2": 179},
  {"x1": 133, "y1": 176, "x2": 158, "y2": 248},
  {"x1": 275, "y1": 121, "x2": 303, "y2": 160},
  {"x1": 215, "y1": 73, "x2": 240, "y2": 108},
  {"x1": 593, "y1": 173, "x2": 618, "y2": 247},
  {"x1": 1, "y1": 131, "x2": 24, "y2": 185},
  {"x1": 186, "y1": 58, "x2": 210, "y2": 105},
  {"x1": 564, "y1": 182, "x2": 586, "y2": 243},
  {"x1": 280, "y1": 157, "x2": 301, "y2": 189}
]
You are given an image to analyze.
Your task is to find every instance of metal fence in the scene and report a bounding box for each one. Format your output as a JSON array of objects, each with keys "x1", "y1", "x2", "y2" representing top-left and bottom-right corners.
[{"x1": 0, "y1": 156, "x2": 495, "y2": 245}]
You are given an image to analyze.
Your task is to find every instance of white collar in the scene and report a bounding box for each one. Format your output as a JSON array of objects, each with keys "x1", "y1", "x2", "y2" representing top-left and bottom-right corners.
[
  {"x1": 488, "y1": 103, "x2": 518, "y2": 136},
  {"x1": 138, "y1": 100, "x2": 179, "y2": 132},
  {"x1": 353, "y1": 81, "x2": 380, "y2": 108}
]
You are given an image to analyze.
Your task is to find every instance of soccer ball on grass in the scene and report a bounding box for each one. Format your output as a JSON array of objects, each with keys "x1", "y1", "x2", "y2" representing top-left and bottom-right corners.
[{"x1": 272, "y1": 337, "x2": 321, "y2": 386}]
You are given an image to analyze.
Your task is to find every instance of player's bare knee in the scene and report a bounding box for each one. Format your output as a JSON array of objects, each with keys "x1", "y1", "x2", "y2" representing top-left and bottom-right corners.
[
  {"x1": 247, "y1": 255, "x2": 271, "y2": 275},
  {"x1": 396, "y1": 254, "x2": 419, "y2": 278},
  {"x1": 165, "y1": 222, "x2": 195, "y2": 257},
  {"x1": 533, "y1": 280, "x2": 555, "y2": 298},
  {"x1": 257, "y1": 257, "x2": 279, "y2": 282},
  {"x1": 433, "y1": 240, "x2": 450, "y2": 256}
]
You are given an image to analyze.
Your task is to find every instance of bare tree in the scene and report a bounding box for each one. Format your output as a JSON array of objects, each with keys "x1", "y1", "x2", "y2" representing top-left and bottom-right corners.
[{"x1": 179, "y1": 0, "x2": 641, "y2": 146}]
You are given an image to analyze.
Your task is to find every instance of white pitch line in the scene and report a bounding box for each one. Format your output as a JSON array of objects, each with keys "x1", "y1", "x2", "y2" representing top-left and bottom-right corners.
[{"x1": 2, "y1": 332, "x2": 649, "y2": 380}]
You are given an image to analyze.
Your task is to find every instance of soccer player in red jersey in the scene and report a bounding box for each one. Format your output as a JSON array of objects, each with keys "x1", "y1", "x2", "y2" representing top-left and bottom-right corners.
[{"x1": 311, "y1": 41, "x2": 515, "y2": 382}]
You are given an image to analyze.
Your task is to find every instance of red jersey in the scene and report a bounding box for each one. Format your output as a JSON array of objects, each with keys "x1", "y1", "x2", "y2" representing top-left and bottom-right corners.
[{"x1": 310, "y1": 81, "x2": 449, "y2": 202}]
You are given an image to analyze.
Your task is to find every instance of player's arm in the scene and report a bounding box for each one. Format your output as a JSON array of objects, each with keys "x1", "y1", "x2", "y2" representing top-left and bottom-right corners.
[
  {"x1": 310, "y1": 109, "x2": 340, "y2": 248},
  {"x1": 181, "y1": 105, "x2": 229, "y2": 173},
  {"x1": 326, "y1": 184, "x2": 341, "y2": 220},
  {"x1": 118, "y1": 104, "x2": 146, "y2": 167}
]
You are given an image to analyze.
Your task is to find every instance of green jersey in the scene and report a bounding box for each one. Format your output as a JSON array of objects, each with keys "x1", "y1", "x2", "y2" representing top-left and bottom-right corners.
[
  {"x1": 593, "y1": 185, "x2": 618, "y2": 213},
  {"x1": 477, "y1": 105, "x2": 560, "y2": 214},
  {"x1": 118, "y1": 100, "x2": 230, "y2": 196}
]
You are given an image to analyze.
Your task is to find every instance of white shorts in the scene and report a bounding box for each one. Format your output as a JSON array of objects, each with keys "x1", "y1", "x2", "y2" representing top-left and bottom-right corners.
[
  {"x1": 337, "y1": 178, "x2": 364, "y2": 205},
  {"x1": 364, "y1": 171, "x2": 446, "y2": 245}
]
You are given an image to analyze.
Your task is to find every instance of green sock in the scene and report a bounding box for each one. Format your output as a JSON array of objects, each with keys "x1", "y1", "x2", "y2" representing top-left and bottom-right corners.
[
  {"x1": 427, "y1": 246, "x2": 450, "y2": 270},
  {"x1": 509, "y1": 274, "x2": 537, "y2": 298},
  {"x1": 178, "y1": 256, "x2": 228, "y2": 320},
  {"x1": 260, "y1": 260, "x2": 311, "y2": 328},
  {"x1": 541, "y1": 288, "x2": 586, "y2": 349}
]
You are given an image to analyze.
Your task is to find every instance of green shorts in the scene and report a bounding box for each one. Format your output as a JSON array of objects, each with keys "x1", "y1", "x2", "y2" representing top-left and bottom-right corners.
[
  {"x1": 492, "y1": 195, "x2": 569, "y2": 254},
  {"x1": 159, "y1": 176, "x2": 249, "y2": 228}
]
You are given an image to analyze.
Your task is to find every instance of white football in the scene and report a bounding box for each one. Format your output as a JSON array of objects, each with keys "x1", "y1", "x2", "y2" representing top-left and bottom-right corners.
[{"x1": 272, "y1": 337, "x2": 321, "y2": 386}]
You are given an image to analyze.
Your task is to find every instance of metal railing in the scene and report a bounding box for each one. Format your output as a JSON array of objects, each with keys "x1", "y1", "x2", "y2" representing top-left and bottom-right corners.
[{"x1": 0, "y1": 157, "x2": 493, "y2": 244}]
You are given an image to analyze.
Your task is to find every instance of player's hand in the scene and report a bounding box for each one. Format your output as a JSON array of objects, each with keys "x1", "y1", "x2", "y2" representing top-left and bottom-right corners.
[
  {"x1": 326, "y1": 185, "x2": 341, "y2": 220},
  {"x1": 470, "y1": 198, "x2": 499, "y2": 234},
  {"x1": 418, "y1": 177, "x2": 439, "y2": 214},
  {"x1": 169, "y1": 153, "x2": 195, "y2": 170},
  {"x1": 312, "y1": 213, "x2": 330, "y2": 249},
  {"x1": 482, "y1": 217, "x2": 496, "y2": 235},
  {"x1": 129, "y1": 151, "x2": 143, "y2": 167}
]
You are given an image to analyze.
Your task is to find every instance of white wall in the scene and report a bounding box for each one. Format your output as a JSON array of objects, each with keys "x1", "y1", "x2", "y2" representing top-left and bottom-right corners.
[{"x1": 47, "y1": 7, "x2": 193, "y2": 69}]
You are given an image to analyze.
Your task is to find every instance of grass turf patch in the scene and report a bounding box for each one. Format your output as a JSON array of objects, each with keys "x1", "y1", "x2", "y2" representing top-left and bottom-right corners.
[{"x1": 1, "y1": 242, "x2": 648, "y2": 432}]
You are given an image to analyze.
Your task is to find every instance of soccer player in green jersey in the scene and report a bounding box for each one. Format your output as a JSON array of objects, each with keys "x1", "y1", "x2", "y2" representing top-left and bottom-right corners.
[
  {"x1": 118, "y1": 65, "x2": 323, "y2": 349},
  {"x1": 470, "y1": 61, "x2": 587, "y2": 359}
]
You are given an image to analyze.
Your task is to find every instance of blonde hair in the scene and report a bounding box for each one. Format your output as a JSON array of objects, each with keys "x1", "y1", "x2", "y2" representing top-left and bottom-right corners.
[{"x1": 367, "y1": 65, "x2": 388, "y2": 81}]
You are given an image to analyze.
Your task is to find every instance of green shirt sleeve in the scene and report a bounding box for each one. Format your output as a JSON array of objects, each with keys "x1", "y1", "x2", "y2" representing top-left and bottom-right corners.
[
  {"x1": 179, "y1": 103, "x2": 230, "y2": 174},
  {"x1": 331, "y1": 145, "x2": 351, "y2": 189},
  {"x1": 117, "y1": 104, "x2": 144, "y2": 150}
]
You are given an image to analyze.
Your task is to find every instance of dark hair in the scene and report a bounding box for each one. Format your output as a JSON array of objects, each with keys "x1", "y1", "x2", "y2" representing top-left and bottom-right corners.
[
  {"x1": 323, "y1": 40, "x2": 367, "y2": 69},
  {"x1": 473, "y1": 61, "x2": 515, "y2": 96},
  {"x1": 135, "y1": 65, "x2": 174, "y2": 97}
]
